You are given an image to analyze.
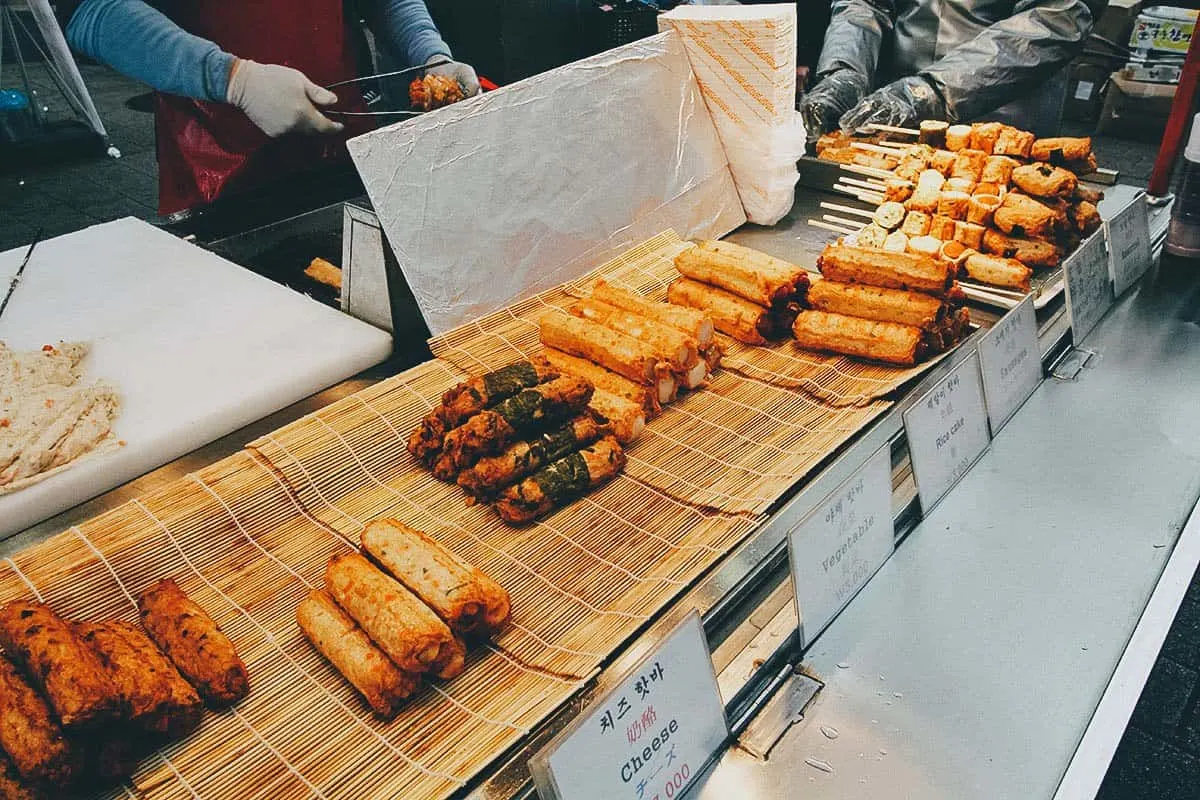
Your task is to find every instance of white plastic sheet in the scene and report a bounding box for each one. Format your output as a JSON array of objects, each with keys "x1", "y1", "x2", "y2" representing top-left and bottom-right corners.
[
  {"x1": 659, "y1": 4, "x2": 806, "y2": 225},
  {"x1": 347, "y1": 31, "x2": 744, "y2": 336}
]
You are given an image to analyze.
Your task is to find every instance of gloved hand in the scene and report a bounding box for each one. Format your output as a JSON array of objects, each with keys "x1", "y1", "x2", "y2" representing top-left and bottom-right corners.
[
  {"x1": 425, "y1": 55, "x2": 480, "y2": 97},
  {"x1": 799, "y1": 69, "x2": 869, "y2": 139},
  {"x1": 839, "y1": 76, "x2": 946, "y2": 134},
  {"x1": 226, "y1": 59, "x2": 344, "y2": 138}
]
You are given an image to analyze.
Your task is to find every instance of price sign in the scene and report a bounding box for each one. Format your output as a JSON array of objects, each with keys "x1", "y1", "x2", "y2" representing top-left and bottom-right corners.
[
  {"x1": 1064, "y1": 230, "x2": 1114, "y2": 343},
  {"x1": 789, "y1": 445, "x2": 894, "y2": 647},
  {"x1": 1108, "y1": 193, "x2": 1153, "y2": 297},
  {"x1": 978, "y1": 294, "x2": 1041, "y2": 434},
  {"x1": 902, "y1": 352, "x2": 990, "y2": 513},
  {"x1": 530, "y1": 612, "x2": 728, "y2": 800}
]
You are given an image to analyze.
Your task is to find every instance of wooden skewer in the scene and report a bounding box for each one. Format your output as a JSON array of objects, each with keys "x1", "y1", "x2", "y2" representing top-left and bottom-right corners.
[
  {"x1": 840, "y1": 176, "x2": 886, "y2": 192},
  {"x1": 819, "y1": 202, "x2": 875, "y2": 220},
  {"x1": 852, "y1": 141, "x2": 910, "y2": 156},
  {"x1": 863, "y1": 123, "x2": 920, "y2": 137},
  {"x1": 832, "y1": 184, "x2": 883, "y2": 205},
  {"x1": 807, "y1": 219, "x2": 859, "y2": 236},
  {"x1": 823, "y1": 214, "x2": 868, "y2": 230},
  {"x1": 839, "y1": 163, "x2": 895, "y2": 180}
]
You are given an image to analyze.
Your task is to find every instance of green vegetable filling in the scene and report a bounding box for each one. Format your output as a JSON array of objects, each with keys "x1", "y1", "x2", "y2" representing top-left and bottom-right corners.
[
  {"x1": 531, "y1": 452, "x2": 591, "y2": 504},
  {"x1": 482, "y1": 361, "x2": 539, "y2": 400}
]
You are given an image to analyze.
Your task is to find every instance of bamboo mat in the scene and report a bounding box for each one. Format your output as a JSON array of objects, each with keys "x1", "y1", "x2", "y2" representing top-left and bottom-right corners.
[{"x1": 0, "y1": 230, "x2": 949, "y2": 799}]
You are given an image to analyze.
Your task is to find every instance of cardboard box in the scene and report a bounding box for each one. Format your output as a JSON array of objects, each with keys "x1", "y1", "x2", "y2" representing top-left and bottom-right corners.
[
  {"x1": 1064, "y1": 60, "x2": 1114, "y2": 121},
  {"x1": 1098, "y1": 73, "x2": 1179, "y2": 139},
  {"x1": 1095, "y1": 0, "x2": 1143, "y2": 45}
]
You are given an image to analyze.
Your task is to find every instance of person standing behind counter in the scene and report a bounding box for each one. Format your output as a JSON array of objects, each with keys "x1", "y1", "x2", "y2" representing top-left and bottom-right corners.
[
  {"x1": 63, "y1": 0, "x2": 480, "y2": 215},
  {"x1": 799, "y1": 0, "x2": 1095, "y2": 139}
]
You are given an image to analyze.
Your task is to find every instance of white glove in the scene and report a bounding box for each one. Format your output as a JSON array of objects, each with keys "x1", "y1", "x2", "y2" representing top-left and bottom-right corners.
[
  {"x1": 425, "y1": 55, "x2": 480, "y2": 97},
  {"x1": 226, "y1": 59, "x2": 344, "y2": 138}
]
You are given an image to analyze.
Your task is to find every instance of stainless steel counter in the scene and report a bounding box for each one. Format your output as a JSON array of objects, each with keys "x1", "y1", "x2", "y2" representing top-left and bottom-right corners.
[{"x1": 688, "y1": 256, "x2": 1200, "y2": 799}]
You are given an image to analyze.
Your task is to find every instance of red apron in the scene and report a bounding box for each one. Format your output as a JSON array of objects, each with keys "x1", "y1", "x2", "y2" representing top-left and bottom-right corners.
[{"x1": 154, "y1": 0, "x2": 373, "y2": 215}]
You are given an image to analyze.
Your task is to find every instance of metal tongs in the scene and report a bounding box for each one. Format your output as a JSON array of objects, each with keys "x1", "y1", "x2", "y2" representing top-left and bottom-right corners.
[{"x1": 323, "y1": 58, "x2": 452, "y2": 119}]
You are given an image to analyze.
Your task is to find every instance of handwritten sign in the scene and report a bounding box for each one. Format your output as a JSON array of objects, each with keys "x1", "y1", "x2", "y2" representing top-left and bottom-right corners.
[
  {"x1": 531, "y1": 612, "x2": 728, "y2": 800},
  {"x1": 902, "y1": 352, "x2": 990, "y2": 512},
  {"x1": 789, "y1": 445, "x2": 894, "y2": 647},
  {"x1": 978, "y1": 294, "x2": 1041, "y2": 434},
  {"x1": 1108, "y1": 194, "x2": 1153, "y2": 297},
  {"x1": 1064, "y1": 230, "x2": 1114, "y2": 343}
]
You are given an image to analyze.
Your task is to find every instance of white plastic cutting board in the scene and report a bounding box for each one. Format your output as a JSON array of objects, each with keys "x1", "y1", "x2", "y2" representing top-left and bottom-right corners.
[{"x1": 0, "y1": 218, "x2": 393, "y2": 538}]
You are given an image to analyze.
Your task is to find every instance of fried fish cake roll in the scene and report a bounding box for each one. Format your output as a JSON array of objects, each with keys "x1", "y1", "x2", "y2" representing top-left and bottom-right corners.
[
  {"x1": 907, "y1": 236, "x2": 942, "y2": 258},
  {"x1": 76, "y1": 620, "x2": 203, "y2": 738},
  {"x1": 968, "y1": 122, "x2": 1004, "y2": 154},
  {"x1": 493, "y1": 436, "x2": 627, "y2": 525},
  {"x1": 0, "y1": 656, "x2": 73, "y2": 785},
  {"x1": 994, "y1": 193, "x2": 1060, "y2": 239},
  {"x1": 929, "y1": 215, "x2": 957, "y2": 241},
  {"x1": 667, "y1": 278, "x2": 775, "y2": 345},
  {"x1": 929, "y1": 149, "x2": 956, "y2": 177},
  {"x1": 138, "y1": 579, "x2": 249, "y2": 707},
  {"x1": 591, "y1": 280, "x2": 713, "y2": 348},
  {"x1": 919, "y1": 120, "x2": 948, "y2": 147},
  {"x1": 540, "y1": 312, "x2": 666, "y2": 386},
  {"x1": 882, "y1": 231, "x2": 909, "y2": 253},
  {"x1": 675, "y1": 242, "x2": 805, "y2": 306},
  {"x1": 900, "y1": 210, "x2": 931, "y2": 237},
  {"x1": 807, "y1": 280, "x2": 946, "y2": 329},
  {"x1": 0, "y1": 602, "x2": 122, "y2": 729},
  {"x1": 1011, "y1": 163, "x2": 1077, "y2": 198},
  {"x1": 458, "y1": 413, "x2": 609, "y2": 500},
  {"x1": 1069, "y1": 200, "x2": 1103, "y2": 236},
  {"x1": 361, "y1": 518, "x2": 512, "y2": 639},
  {"x1": 946, "y1": 177, "x2": 976, "y2": 194},
  {"x1": 590, "y1": 390, "x2": 646, "y2": 445},
  {"x1": 407, "y1": 358, "x2": 559, "y2": 464},
  {"x1": 856, "y1": 222, "x2": 889, "y2": 249},
  {"x1": 435, "y1": 376, "x2": 595, "y2": 479},
  {"x1": 817, "y1": 244, "x2": 957, "y2": 297},
  {"x1": 541, "y1": 348, "x2": 665, "y2": 414},
  {"x1": 883, "y1": 178, "x2": 914, "y2": 203},
  {"x1": 980, "y1": 155, "x2": 1019, "y2": 186},
  {"x1": 953, "y1": 221, "x2": 986, "y2": 250},
  {"x1": 792, "y1": 310, "x2": 924, "y2": 365},
  {"x1": 950, "y1": 149, "x2": 988, "y2": 183},
  {"x1": 967, "y1": 194, "x2": 1001, "y2": 226},
  {"x1": 571, "y1": 298, "x2": 698, "y2": 369},
  {"x1": 964, "y1": 253, "x2": 1032, "y2": 292},
  {"x1": 0, "y1": 753, "x2": 39, "y2": 800},
  {"x1": 1031, "y1": 136, "x2": 1091, "y2": 163},
  {"x1": 945, "y1": 124, "x2": 972, "y2": 151},
  {"x1": 296, "y1": 590, "x2": 419, "y2": 717},
  {"x1": 982, "y1": 230, "x2": 1060, "y2": 267},
  {"x1": 993, "y1": 126, "x2": 1035, "y2": 158},
  {"x1": 325, "y1": 553, "x2": 457, "y2": 674},
  {"x1": 936, "y1": 191, "x2": 971, "y2": 221}
]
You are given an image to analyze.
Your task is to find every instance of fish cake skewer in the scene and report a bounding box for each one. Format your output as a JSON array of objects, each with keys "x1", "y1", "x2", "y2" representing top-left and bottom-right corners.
[
  {"x1": 541, "y1": 348, "x2": 666, "y2": 414},
  {"x1": 0, "y1": 601, "x2": 123, "y2": 729},
  {"x1": 137, "y1": 579, "x2": 249, "y2": 707},
  {"x1": 590, "y1": 280, "x2": 714, "y2": 348}
]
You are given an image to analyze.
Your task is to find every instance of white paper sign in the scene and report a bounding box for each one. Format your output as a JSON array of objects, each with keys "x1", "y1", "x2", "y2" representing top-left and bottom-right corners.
[
  {"x1": 903, "y1": 352, "x2": 991, "y2": 512},
  {"x1": 1064, "y1": 231, "x2": 1114, "y2": 343},
  {"x1": 531, "y1": 612, "x2": 728, "y2": 800},
  {"x1": 1108, "y1": 194, "x2": 1153, "y2": 297},
  {"x1": 978, "y1": 294, "x2": 1041, "y2": 434},
  {"x1": 789, "y1": 445, "x2": 894, "y2": 647}
]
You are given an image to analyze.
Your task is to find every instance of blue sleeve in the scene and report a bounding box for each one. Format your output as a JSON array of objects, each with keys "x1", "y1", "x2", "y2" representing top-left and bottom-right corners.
[
  {"x1": 65, "y1": 0, "x2": 235, "y2": 102},
  {"x1": 376, "y1": 0, "x2": 452, "y2": 66}
]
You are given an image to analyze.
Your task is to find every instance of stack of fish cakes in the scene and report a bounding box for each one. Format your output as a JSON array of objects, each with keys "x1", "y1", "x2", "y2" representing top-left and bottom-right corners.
[
  {"x1": 0, "y1": 580, "x2": 249, "y2": 796},
  {"x1": 667, "y1": 240, "x2": 810, "y2": 346},
  {"x1": 408, "y1": 357, "x2": 629, "y2": 525},
  {"x1": 795, "y1": 244, "x2": 971, "y2": 366},
  {"x1": 297, "y1": 519, "x2": 511, "y2": 716}
]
